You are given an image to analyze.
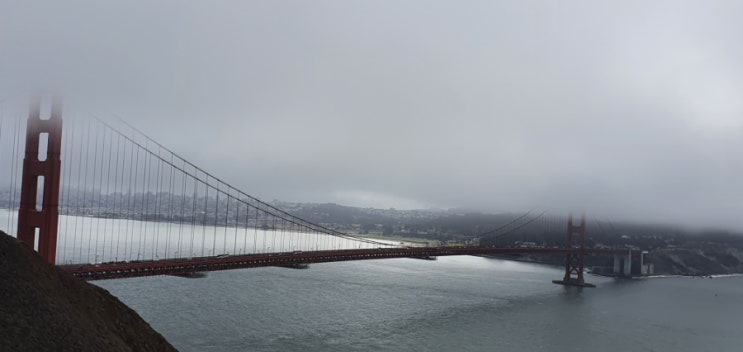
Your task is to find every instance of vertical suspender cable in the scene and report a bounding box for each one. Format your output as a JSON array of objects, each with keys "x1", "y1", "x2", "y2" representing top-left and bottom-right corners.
[
  {"x1": 223, "y1": 188, "x2": 229, "y2": 254},
  {"x1": 85, "y1": 120, "x2": 97, "y2": 263},
  {"x1": 243, "y1": 202, "x2": 249, "y2": 254},
  {"x1": 271, "y1": 218, "x2": 277, "y2": 253},
  {"x1": 60, "y1": 114, "x2": 76, "y2": 264},
  {"x1": 93, "y1": 125, "x2": 106, "y2": 262},
  {"x1": 127, "y1": 140, "x2": 138, "y2": 261},
  {"x1": 281, "y1": 218, "x2": 286, "y2": 253},
  {"x1": 166, "y1": 153, "x2": 175, "y2": 259},
  {"x1": 153, "y1": 145, "x2": 163, "y2": 260},
  {"x1": 233, "y1": 196, "x2": 239, "y2": 255},
  {"x1": 189, "y1": 169, "x2": 197, "y2": 258},
  {"x1": 178, "y1": 158, "x2": 187, "y2": 259},
  {"x1": 72, "y1": 119, "x2": 87, "y2": 263},
  {"x1": 202, "y1": 174, "x2": 208, "y2": 257},
  {"x1": 8, "y1": 114, "x2": 21, "y2": 235},
  {"x1": 252, "y1": 206, "x2": 258, "y2": 254},
  {"x1": 139, "y1": 139, "x2": 150, "y2": 261},
  {"x1": 101, "y1": 126, "x2": 114, "y2": 261},
  {"x1": 213, "y1": 182, "x2": 219, "y2": 256},
  {"x1": 112, "y1": 132, "x2": 123, "y2": 261}
]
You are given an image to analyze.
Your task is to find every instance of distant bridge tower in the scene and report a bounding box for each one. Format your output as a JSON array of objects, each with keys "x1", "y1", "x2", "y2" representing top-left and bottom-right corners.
[
  {"x1": 553, "y1": 214, "x2": 595, "y2": 287},
  {"x1": 16, "y1": 98, "x2": 63, "y2": 264}
]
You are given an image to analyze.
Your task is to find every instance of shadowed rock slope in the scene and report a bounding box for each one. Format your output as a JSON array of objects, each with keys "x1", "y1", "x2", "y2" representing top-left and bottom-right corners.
[{"x1": 0, "y1": 231, "x2": 177, "y2": 352}]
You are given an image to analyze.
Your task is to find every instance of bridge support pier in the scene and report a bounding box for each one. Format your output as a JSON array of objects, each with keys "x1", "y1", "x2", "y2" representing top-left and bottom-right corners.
[
  {"x1": 17, "y1": 98, "x2": 63, "y2": 264},
  {"x1": 612, "y1": 251, "x2": 633, "y2": 277},
  {"x1": 552, "y1": 214, "x2": 595, "y2": 288}
]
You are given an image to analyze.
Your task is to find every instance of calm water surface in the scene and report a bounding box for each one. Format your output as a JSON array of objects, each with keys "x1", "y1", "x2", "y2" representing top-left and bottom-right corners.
[{"x1": 97, "y1": 256, "x2": 743, "y2": 352}]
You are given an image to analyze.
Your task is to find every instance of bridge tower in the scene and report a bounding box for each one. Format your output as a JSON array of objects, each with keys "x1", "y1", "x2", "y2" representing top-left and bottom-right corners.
[
  {"x1": 16, "y1": 98, "x2": 63, "y2": 264},
  {"x1": 552, "y1": 214, "x2": 595, "y2": 287}
]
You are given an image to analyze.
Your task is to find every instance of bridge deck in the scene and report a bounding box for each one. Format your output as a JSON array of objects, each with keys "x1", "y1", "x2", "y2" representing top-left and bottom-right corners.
[{"x1": 59, "y1": 247, "x2": 633, "y2": 280}]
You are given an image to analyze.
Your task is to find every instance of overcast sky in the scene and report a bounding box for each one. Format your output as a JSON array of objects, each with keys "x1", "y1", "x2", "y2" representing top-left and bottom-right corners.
[{"x1": 1, "y1": 1, "x2": 743, "y2": 230}]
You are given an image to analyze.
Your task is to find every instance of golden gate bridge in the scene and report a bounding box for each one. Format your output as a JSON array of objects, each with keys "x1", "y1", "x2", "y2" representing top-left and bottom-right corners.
[{"x1": 0, "y1": 96, "x2": 637, "y2": 287}]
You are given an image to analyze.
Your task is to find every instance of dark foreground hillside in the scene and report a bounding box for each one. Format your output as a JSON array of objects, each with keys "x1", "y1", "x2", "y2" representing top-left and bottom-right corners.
[{"x1": 0, "y1": 231, "x2": 177, "y2": 352}]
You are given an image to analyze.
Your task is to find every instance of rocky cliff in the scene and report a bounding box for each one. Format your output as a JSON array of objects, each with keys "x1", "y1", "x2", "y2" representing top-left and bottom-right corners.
[{"x1": 0, "y1": 231, "x2": 177, "y2": 352}]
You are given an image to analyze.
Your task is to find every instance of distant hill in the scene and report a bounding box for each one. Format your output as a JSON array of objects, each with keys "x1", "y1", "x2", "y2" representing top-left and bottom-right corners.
[{"x1": 6, "y1": 188, "x2": 743, "y2": 275}]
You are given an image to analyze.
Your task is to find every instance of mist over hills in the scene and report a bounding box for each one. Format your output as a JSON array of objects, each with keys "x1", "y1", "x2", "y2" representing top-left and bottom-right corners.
[
  {"x1": 3, "y1": 186, "x2": 742, "y2": 243},
  {"x1": 273, "y1": 201, "x2": 743, "y2": 277},
  {"x1": 3, "y1": 186, "x2": 743, "y2": 274}
]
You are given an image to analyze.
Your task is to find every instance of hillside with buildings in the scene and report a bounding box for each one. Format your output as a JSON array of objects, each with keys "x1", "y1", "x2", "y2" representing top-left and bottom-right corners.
[{"x1": 3, "y1": 187, "x2": 743, "y2": 276}]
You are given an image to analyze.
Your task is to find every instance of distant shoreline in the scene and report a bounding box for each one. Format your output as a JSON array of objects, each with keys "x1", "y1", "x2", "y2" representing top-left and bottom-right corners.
[{"x1": 359, "y1": 233, "x2": 438, "y2": 246}]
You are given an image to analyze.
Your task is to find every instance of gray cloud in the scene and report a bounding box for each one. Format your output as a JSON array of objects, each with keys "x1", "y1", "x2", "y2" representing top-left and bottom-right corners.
[{"x1": 1, "y1": 1, "x2": 743, "y2": 230}]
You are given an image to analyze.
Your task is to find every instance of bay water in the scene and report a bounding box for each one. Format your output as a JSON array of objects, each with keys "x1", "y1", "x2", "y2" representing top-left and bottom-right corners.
[
  {"x1": 96, "y1": 256, "x2": 743, "y2": 352},
  {"x1": 2, "y1": 209, "x2": 739, "y2": 351}
]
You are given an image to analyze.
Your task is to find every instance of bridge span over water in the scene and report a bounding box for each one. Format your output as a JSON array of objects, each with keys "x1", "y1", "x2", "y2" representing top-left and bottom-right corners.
[
  {"x1": 59, "y1": 246, "x2": 633, "y2": 281},
  {"x1": 1, "y1": 97, "x2": 639, "y2": 287}
]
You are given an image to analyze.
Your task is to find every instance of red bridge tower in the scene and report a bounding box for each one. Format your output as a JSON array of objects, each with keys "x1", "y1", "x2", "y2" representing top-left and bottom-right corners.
[
  {"x1": 16, "y1": 98, "x2": 63, "y2": 264},
  {"x1": 553, "y1": 214, "x2": 595, "y2": 287}
]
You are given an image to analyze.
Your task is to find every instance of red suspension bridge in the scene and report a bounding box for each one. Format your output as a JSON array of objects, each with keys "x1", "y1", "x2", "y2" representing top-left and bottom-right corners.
[{"x1": 0, "y1": 97, "x2": 636, "y2": 286}]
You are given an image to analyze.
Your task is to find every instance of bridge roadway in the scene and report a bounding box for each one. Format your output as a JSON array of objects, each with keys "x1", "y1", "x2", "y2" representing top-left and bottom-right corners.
[{"x1": 59, "y1": 246, "x2": 633, "y2": 280}]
